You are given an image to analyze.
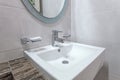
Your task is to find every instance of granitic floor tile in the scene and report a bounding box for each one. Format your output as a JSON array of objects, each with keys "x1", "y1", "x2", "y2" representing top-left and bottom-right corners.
[
  {"x1": 9, "y1": 57, "x2": 46, "y2": 80},
  {"x1": 0, "y1": 57, "x2": 47, "y2": 80},
  {"x1": 0, "y1": 72, "x2": 14, "y2": 80},
  {"x1": 0, "y1": 62, "x2": 14, "y2": 80},
  {"x1": 0, "y1": 62, "x2": 10, "y2": 75},
  {"x1": 9, "y1": 57, "x2": 31, "y2": 71}
]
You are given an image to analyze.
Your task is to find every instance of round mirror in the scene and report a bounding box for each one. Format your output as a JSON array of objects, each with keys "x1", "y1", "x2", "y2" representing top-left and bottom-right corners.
[{"x1": 22, "y1": 0, "x2": 68, "y2": 23}]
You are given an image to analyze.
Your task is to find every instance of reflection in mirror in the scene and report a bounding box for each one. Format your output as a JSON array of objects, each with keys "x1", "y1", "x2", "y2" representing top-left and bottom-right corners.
[
  {"x1": 29, "y1": 0, "x2": 65, "y2": 18},
  {"x1": 29, "y1": 0, "x2": 42, "y2": 13},
  {"x1": 22, "y1": 0, "x2": 67, "y2": 23}
]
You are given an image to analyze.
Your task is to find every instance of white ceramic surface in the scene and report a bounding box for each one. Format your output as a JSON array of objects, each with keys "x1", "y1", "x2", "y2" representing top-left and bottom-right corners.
[{"x1": 24, "y1": 42, "x2": 105, "y2": 80}]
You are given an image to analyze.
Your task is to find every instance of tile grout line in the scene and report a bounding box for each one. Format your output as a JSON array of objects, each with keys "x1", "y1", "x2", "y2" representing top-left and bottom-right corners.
[{"x1": 8, "y1": 61, "x2": 15, "y2": 80}]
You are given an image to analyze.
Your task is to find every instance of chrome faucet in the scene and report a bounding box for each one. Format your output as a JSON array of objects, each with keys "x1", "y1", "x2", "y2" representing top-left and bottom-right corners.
[{"x1": 52, "y1": 30, "x2": 64, "y2": 46}]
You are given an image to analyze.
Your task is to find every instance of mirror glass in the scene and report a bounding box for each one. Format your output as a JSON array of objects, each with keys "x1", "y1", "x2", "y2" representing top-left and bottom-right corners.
[{"x1": 22, "y1": 0, "x2": 67, "y2": 23}]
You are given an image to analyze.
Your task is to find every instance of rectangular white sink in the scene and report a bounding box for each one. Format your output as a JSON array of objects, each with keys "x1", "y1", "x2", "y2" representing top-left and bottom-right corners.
[{"x1": 24, "y1": 42, "x2": 105, "y2": 80}]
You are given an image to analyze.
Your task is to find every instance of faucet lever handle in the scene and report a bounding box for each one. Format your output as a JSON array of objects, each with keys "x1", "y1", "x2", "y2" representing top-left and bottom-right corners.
[
  {"x1": 63, "y1": 34, "x2": 71, "y2": 38},
  {"x1": 52, "y1": 30, "x2": 62, "y2": 33},
  {"x1": 63, "y1": 34, "x2": 71, "y2": 41}
]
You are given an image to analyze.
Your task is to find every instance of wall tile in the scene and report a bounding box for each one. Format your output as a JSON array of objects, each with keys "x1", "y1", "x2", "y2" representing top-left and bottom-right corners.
[
  {"x1": 0, "y1": 0, "x2": 24, "y2": 9},
  {"x1": 0, "y1": 0, "x2": 71, "y2": 62},
  {"x1": 72, "y1": 0, "x2": 120, "y2": 80},
  {"x1": 0, "y1": 6, "x2": 23, "y2": 51},
  {"x1": 0, "y1": 48, "x2": 23, "y2": 63}
]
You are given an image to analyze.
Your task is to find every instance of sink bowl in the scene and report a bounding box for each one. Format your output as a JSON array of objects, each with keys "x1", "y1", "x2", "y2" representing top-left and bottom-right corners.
[{"x1": 24, "y1": 42, "x2": 105, "y2": 80}]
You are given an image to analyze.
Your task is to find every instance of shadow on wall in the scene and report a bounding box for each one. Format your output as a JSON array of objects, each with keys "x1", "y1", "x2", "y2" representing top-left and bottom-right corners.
[{"x1": 94, "y1": 63, "x2": 109, "y2": 80}]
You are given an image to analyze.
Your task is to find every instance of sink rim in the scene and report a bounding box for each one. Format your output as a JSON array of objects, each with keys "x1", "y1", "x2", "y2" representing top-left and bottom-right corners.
[{"x1": 24, "y1": 42, "x2": 105, "y2": 80}]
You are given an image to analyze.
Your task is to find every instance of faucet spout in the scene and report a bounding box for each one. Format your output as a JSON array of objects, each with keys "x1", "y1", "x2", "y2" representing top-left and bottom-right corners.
[{"x1": 52, "y1": 30, "x2": 64, "y2": 46}]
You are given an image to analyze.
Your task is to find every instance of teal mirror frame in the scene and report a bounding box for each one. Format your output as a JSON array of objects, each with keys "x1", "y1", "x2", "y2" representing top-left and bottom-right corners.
[{"x1": 21, "y1": 0, "x2": 68, "y2": 23}]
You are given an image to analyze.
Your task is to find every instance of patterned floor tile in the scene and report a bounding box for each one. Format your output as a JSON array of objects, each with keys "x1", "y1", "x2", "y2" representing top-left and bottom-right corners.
[
  {"x1": 9, "y1": 57, "x2": 46, "y2": 80},
  {"x1": 0, "y1": 62, "x2": 10, "y2": 75}
]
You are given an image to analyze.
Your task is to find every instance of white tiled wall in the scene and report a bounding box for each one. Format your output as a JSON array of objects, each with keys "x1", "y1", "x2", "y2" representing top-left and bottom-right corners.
[
  {"x1": 71, "y1": 0, "x2": 120, "y2": 80},
  {"x1": 0, "y1": 0, "x2": 71, "y2": 63}
]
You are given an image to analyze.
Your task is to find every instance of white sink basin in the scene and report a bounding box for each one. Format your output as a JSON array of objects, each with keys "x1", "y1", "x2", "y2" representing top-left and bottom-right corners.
[{"x1": 24, "y1": 42, "x2": 105, "y2": 80}]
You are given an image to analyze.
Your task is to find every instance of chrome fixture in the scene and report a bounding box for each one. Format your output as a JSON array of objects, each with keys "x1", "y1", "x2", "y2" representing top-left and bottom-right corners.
[
  {"x1": 52, "y1": 30, "x2": 64, "y2": 46},
  {"x1": 63, "y1": 34, "x2": 71, "y2": 40},
  {"x1": 21, "y1": 37, "x2": 42, "y2": 44}
]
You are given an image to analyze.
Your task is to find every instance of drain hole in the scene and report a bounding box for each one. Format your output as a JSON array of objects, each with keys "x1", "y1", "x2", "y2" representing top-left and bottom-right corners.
[
  {"x1": 58, "y1": 49, "x2": 61, "y2": 52},
  {"x1": 62, "y1": 60, "x2": 69, "y2": 64}
]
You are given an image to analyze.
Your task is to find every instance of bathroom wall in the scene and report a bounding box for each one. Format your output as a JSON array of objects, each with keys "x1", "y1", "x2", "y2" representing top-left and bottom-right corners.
[
  {"x1": 0, "y1": 0, "x2": 71, "y2": 63},
  {"x1": 72, "y1": 0, "x2": 120, "y2": 80}
]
